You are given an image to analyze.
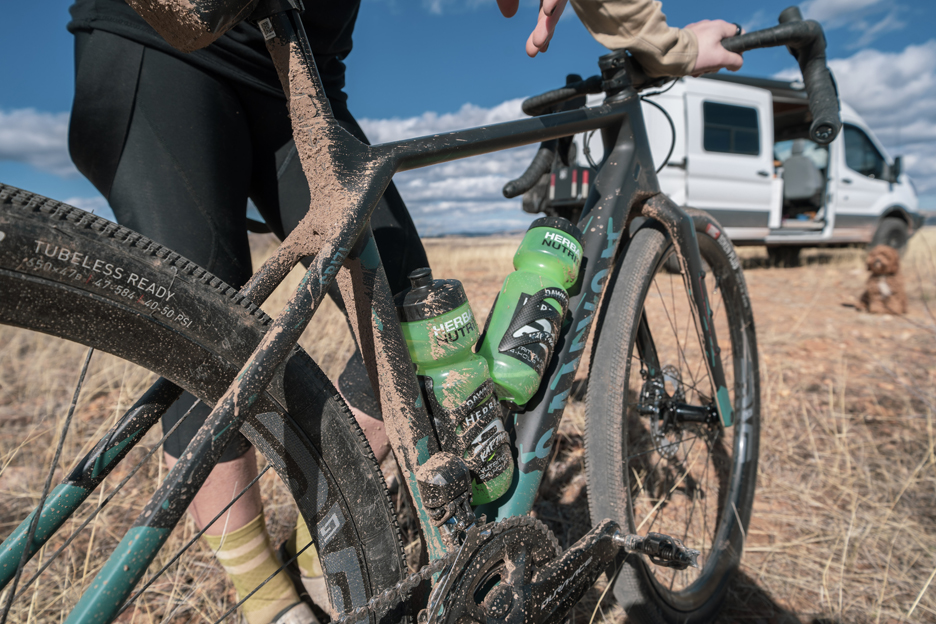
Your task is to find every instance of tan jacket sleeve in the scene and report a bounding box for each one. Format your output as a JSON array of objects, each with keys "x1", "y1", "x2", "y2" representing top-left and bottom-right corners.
[{"x1": 569, "y1": 0, "x2": 698, "y2": 77}]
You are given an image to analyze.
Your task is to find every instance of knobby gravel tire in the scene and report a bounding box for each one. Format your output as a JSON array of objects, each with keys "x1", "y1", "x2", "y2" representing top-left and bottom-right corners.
[
  {"x1": 0, "y1": 184, "x2": 407, "y2": 623},
  {"x1": 585, "y1": 210, "x2": 760, "y2": 623}
]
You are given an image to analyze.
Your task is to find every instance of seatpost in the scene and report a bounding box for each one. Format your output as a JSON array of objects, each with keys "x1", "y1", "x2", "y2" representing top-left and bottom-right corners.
[{"x1": 249, "y1": 0, "x2": 336, "y2": 124}]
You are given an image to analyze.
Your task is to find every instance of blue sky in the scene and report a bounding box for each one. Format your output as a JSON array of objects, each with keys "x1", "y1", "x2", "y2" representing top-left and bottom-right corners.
[{"x1": 1, "y1": 0, "x2": 934, "y2": 234}]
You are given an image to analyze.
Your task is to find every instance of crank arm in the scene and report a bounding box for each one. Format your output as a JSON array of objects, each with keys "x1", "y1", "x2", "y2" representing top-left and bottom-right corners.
[
  {"x1": 522, "y1": 520, "x2": 700, "y2": 624},
  {"x1": 526, "y1": 519, "x2": 620, "y2": 624}
]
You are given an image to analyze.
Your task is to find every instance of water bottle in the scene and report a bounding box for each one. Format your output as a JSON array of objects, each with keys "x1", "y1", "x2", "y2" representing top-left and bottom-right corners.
[
  {"x1": 395, "y1": 268, "x2": 514, "y2": 505},
  {"x1": 477, "y1": 216, "x2": 583, "y2": 407}
]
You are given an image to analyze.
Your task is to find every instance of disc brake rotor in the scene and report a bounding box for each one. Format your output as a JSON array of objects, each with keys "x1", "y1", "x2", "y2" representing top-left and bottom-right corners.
[{"x1": 644, "y1": 364, "x2": 685, "y2": 458}]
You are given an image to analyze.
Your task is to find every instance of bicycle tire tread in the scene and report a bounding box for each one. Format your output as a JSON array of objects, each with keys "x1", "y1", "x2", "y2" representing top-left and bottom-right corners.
[{"x1": 0, "y1": 183, "x2": 408, "y2": 623}]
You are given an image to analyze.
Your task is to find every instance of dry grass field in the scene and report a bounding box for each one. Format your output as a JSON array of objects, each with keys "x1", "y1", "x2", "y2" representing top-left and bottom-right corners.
[{"x1": 1, "y1": 227, "x2": 934, "y2": 623}]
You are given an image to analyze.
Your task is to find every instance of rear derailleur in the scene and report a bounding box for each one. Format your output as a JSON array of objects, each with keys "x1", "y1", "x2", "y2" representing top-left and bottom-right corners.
[{"x1": 414, "y1": 453, "x2": 699, "y2": 624}]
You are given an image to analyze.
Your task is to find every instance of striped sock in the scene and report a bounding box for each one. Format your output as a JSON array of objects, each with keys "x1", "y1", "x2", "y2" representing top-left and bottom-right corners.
[
  {"x1": 288, "y1": 515, "x2": 323, "y2": 579},
  {"x1": 287, "y1": 515, "x2": 336, "y2": 617},
  {"x1": 203, "y1": 513, "x2": 302, "y2": 624}
]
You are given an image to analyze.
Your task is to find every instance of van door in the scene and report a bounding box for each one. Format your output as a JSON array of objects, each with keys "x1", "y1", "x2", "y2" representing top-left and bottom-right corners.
[
  {"x1": 685, "y1": 81, "x2": 774, "y2": 242},
  {"x1": 834, "y1": 123, "x2": 889, "y2": 241}
]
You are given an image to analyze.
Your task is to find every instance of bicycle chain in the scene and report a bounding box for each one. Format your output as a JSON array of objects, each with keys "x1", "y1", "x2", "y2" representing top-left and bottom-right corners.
[{"x1": 333, "y1": 516, "x2": 558, "y2": 624}]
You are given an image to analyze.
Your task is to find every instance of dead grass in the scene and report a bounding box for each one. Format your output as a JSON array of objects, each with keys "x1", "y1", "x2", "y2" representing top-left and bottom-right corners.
[{"x1": 1, "y1": 229, "x2": 934, "y2": 622}]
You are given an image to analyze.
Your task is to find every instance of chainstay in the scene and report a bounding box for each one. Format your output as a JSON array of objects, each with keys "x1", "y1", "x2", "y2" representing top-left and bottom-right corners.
[
  {"x1": 334, "y1": 516, "x2": 558, "y2": 624},
  {"x1": 334, "y1": 548, "x2": 455, "y2": 624}
]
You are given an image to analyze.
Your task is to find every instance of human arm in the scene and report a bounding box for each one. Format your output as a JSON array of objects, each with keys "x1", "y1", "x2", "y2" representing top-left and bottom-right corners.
[{"x1": 497, "y1": 0, "x2": 743, "y2": 77}]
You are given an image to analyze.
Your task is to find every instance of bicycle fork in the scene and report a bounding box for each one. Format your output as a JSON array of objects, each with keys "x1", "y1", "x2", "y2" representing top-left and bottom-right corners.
[{"x1": 639, "y1": 193, "x2": 734, "y2": 427}]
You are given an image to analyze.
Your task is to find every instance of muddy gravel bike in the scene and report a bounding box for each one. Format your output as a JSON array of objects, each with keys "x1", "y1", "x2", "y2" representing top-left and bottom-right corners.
[{"x1": 0, "y1": 4, "x2": 841, "y2": 623}]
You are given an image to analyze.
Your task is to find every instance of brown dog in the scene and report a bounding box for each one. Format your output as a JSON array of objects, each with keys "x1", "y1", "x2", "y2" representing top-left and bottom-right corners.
[{"x1": 859, "y1": 245, "x2": 908, "y2": 314}]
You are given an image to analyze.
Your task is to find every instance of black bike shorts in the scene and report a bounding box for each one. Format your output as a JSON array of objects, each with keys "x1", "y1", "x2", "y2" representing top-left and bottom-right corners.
[{"x1": 69, "y1": 30, "x2": 429, "y2": 461}]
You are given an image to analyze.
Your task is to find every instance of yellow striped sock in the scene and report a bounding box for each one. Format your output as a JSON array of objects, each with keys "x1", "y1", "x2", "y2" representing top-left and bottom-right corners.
[
  {"x1": 288, "y1": 514, "x2": 323, "y2": 578},
  {"x1": 203, "y1": 514, "x2": 301, "y2": 624}
]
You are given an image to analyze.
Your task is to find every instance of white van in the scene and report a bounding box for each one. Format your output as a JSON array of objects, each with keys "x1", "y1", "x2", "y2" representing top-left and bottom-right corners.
[{"x1": 535, "y1": 74, "x2": 924, "y2": 264}]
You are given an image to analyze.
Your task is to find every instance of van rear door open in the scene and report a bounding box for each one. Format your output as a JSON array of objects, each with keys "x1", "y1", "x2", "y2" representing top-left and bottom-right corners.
[{"x1": 685, "y1": 80, "x2": 775, "y2": 241}]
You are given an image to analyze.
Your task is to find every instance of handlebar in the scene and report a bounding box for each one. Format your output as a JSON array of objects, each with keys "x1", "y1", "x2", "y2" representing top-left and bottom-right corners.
[
  {"x1": 503, "y1": 141, "x2": 557, "y2": 199},
  {"x1": 505, "y1": 6, "x2": 841, "y2": 199},
  {"x1": 521, "y1": 75, "x2": 604, "y2": 118},
  {"x1": 721, "y1": 6, "x2": 841, "y2": 144}
]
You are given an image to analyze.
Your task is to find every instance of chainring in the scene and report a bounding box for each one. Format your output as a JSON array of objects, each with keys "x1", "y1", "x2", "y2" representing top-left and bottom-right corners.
[{"x1": 429, "y1": 516, "x2": 560, "y2": 624}]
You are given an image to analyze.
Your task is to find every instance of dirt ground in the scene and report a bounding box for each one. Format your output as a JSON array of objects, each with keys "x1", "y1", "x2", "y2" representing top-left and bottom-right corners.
[
  {"x1": 0, "y1": 229, "x2": 933, "y2": 623},
  {"x1": 528, "y1": 238, "x2": 936, "y2": 624}
]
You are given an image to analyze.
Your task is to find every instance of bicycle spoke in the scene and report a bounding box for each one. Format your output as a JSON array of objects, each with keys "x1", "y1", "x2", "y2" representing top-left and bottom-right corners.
[
  {"x1": 1, "y1": 348, "x2": 92, "y2": 624},
  {"x1": 628, "y1": 351, "x2": 714, "y2": 404},
  {"x1": 651, "y1": 278, "x2": 702, "y2": 392},
  {"x1": 623, "y1": 434, "x2": 703, "y2": 464},
  {"x1": 118, "y1": 463, "x2": 273, "y2": 619},
  {"x1": 12, "y1": 399, "x2": 203, "y2": 600},
  {"x1": 212, "y1": 533, "x2": 317, "y2": 624}
]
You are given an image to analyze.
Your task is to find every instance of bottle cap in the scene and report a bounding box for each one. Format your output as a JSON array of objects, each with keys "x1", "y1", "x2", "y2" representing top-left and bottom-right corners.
[
  {"x1": 529, "y1": 216, "x2": 584, "y2": 244},
  {"x1": 394, "y1": 267, "x2": 468, "y2": 322}
]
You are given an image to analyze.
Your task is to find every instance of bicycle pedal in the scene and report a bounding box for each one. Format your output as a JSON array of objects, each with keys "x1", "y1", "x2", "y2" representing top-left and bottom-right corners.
[{"x1": 612, "y1": 531, "x2": 700, "y2": 570}]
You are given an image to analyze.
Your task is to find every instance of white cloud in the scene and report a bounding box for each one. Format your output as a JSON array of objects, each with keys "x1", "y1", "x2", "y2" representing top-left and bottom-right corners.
[
  {"x1": 359, "y1": 98, "x2": 527, "y2": 143},
  {"x1": 800, "y1": 0, "x2": 884, "y2": 24},
  {"x1": 777, "y1": 40, "x2": 936, "y2": 195},
  {"x1": 360, "y1": 99, "x2": 546, "y2": 233},
  {"x1": 800, "y1": 0, "x2": 906, "y2": 47},
  {"x1": 63, "y1": 196, "x2": 116, "y2": 222},
  {"x1": 741, "y1": 9, "x2": 771, "y2": 33},
  {"x1": 420, "y1": 0, "x2": 495, "y2": 15},
  {"x1": 0, "y1": 109, "x2": 78, "y2": 177},
  {"x1": 847, "y1": 11, "x2": 906, "y2": 50}
]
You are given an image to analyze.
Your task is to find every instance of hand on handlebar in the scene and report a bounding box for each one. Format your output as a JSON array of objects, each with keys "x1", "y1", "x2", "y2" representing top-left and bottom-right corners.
[
  {"x1": 497, "y1": 0, "x2": 570, "y2": 57},
  {"x1": 685, "y1": 19, "x2": 745, "y2": 76}
]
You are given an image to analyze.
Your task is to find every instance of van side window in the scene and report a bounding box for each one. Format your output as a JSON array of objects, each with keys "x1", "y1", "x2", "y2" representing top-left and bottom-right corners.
[
  {"x1": 843, "y1": 125, "x2": 886, "y2": 179},
  {"x1": 703, "y1": 102, "x2": 760, "y2": 156}
]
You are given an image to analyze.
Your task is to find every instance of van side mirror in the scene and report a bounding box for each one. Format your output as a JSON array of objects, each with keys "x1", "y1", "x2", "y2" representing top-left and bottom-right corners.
[{"x1": 890, "y1": 156, "x2": 902, "y2": 183}]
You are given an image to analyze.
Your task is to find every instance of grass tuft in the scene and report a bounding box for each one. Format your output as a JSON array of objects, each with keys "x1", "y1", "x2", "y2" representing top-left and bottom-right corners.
[{"x1": 1, "y1": 229, "x2": 934, "y2": 622}]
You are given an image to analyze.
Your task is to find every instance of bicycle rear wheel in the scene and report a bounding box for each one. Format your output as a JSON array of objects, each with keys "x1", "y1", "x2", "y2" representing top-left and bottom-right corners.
[
  {"x1": 0, "y1": 184, "x2": 407, "y2": 622},
  {"x1": 585, "y1": 210, "x2": 760, "y2": 623}
]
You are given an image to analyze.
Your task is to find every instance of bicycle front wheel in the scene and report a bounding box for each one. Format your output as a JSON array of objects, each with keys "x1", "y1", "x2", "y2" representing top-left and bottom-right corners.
[
  {"x1": 0, "y1": 184, "x2": 407, "y2": 622},
  {"x1": 585, "y1": 210, "x2": 760, "y2": 623}
]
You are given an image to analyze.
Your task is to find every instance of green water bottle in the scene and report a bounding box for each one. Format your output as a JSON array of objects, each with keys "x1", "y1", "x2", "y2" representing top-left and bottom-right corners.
[
  {"x1": 395, "y1": 268, "x2": 514, "y2": 505},
  {"x1": 477, "y1": 216, "x2": 584, "y2": 406}
]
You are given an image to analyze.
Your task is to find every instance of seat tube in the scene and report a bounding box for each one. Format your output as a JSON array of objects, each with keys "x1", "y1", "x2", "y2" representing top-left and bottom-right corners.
[{"x1": 337, "y1": 228, "x2": 448, "y2": 560}]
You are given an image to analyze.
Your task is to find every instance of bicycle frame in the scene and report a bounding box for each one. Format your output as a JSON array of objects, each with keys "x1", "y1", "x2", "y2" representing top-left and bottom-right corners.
[{"x1": 2, "y1": 7, "x2": 730, "y2": 623}]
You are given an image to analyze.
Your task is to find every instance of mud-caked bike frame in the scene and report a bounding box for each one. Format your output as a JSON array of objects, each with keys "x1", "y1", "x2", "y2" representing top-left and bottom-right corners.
[{"x1": 0, "y1": 3, "x2": 841, "y2": 622}]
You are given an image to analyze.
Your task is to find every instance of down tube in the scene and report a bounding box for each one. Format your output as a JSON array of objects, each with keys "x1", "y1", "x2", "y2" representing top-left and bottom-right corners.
[{"x1": 477, "y1": 108, "x2": 650, "y2": 521}]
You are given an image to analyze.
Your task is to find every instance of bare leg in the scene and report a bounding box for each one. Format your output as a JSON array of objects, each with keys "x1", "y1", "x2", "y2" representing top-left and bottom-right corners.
[
  {"x1": 347, "y1": 403, "x2": 391, "y2": 464},
  {"x1": 164, "y1": 447, "x2": 261, "y2": 533},
  {"x1": 166, "y1": 405, "x2": 387, "y2": 534}
]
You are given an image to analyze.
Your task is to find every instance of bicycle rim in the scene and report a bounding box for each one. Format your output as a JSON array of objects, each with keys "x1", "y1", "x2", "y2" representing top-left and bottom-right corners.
[
  {"x1": 631, "y1": 240, "x2": 755, "y2": 602},
  {"x1": 586, "y1": 217, "x2": 759, "y2": 620},
  {"x1": 0, "y1": 185, "x2": 407, "y2": 623}
]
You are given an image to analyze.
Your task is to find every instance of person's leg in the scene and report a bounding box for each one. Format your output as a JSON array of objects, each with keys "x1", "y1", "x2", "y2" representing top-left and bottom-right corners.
[
  {"x1": 69, "y1": 32, "x2": 309, "y2": 623},
  {"x1": 240, "y1": 92, "x2": 424, "y2": 464},
  {"x1": 240, "y1": 87, "x2": 426, "y2": 606}
]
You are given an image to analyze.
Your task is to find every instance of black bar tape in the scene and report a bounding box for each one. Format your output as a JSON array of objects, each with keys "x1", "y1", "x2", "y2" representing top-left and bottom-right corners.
[
  {"x1": 721, "y1": 18, "x2": 840, "y2": 144},
  {"x1": 503, "y1": 142, "x2": 557, "y2": 199},
  {"x1": 521, "y1": 75, "x2": 603, "y2": 117}
]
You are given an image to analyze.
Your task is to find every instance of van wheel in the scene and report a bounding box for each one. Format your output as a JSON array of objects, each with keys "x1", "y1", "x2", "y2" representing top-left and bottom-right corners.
[
  {"x1": 870, "y1": 217, "x2": 908, "y2": 251},
  {"x1": 767, "y1": 246, "x2": 801, "y2": 268}
]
